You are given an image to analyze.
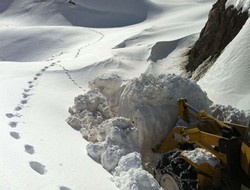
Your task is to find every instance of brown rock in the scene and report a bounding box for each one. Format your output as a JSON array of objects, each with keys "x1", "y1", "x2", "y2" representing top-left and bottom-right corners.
[{"x1": 187, "y1": 0, "x2": 248, "y2": 73}]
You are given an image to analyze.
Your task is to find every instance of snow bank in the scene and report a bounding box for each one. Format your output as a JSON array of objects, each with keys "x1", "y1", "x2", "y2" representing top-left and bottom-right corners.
[
  {"x1": 67, "y1": 73, "x2": 212, "y2": 189},
  {"x1": 118, "y1": 74, "x2": 211, "y2": 160},
  {"x1": 113, "y1": 152, "x2": 162, "y2": 190},
  {"x1": 182, "y1": 148, "x2": 220, "y2": 167},
  {"x1": 211, "y1": 104, "x2": 250, "y2": 125},
  {"x1": 226, "y1": 0, "x2": 250, "y2": 13}
]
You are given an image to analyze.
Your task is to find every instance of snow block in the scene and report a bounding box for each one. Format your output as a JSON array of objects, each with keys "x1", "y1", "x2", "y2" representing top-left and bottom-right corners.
[{"x1": 118, "y1": 74, "x2": 212, "y2": 159}]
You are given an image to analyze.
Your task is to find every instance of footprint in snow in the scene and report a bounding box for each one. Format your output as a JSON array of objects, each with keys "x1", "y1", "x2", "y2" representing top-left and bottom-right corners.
[
  {"x1": 33, "y1": 77, "x2": 38, "y2": 80},
  {"x1": 29, "y1": 84, "x2": 34, "y2": 88},
  {"x1": 35, "y1": 73, "x2": 41, "y2": 77},
  {"x1": 28, "y1": 81, "x2": 33, "y2": 84},
  {"x1": 6, "y1": 113, "x2": 14, "y2": 118},
  {"x1": 59, "y1": 186, "x2": 72, "y2": 190},
  {"x1": 22, "y1": 93, "x2": 30, "y2": 99},
  {"x1": 20, "y1": 99, "x2": 28, "y2": 105},
  {"x1": 10, "y1": 131, "x2": 20, "y2": 139},
  {"x1": 9, "y1": 121, "x2": 17, "y2": 128},
  {"x1": 29, "y1": 161, "x2": 47, "y2": 175},
  {"x1": 14, "y1": 106, "x2": 22, "y2": 111},
  {"x1": 24, "y1": 89, "x2": 31, "y2": 92},
  {"x1": 6, "y1": 113, "x2": 22, "y2": 118},
  {"x1": 25, "y1": 144, "x2": 35, "y2": 154}
]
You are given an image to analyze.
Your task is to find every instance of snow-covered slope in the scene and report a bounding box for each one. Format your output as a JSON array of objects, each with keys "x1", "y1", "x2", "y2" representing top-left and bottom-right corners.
[{"x1": 198, "y1": 18, "x2": 250, "y2": 110}]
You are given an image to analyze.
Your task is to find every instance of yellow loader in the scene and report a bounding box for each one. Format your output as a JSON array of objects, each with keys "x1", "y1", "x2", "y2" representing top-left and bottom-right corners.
[{"x1": 154, "y1": 99, "x2": 250, "y2": 190}]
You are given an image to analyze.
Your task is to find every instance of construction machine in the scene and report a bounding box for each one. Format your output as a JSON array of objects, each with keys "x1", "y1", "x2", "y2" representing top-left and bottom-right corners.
[{"x1": 154, "y1": 99, "x2": 250, "y2": 190}]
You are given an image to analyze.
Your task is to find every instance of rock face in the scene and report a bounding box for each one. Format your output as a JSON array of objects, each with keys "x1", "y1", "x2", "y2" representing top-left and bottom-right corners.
[{"x1": 187, "y1": 0, "x2": 248, "y2": 73}]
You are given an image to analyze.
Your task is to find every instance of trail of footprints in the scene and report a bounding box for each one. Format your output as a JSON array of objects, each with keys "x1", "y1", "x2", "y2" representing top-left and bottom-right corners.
[
  {"x1": 75, "y1": 28, "x2": 104, "y2": 59},
  {"x1": 55, "y1": 64, "x2": 84, "y2": 90},
  {"x1": 5, "y1": 63, "x2": 56, "y2": 176},
  {"x1": 5, "y1": 60, "x2": 74, "y2": 189}
]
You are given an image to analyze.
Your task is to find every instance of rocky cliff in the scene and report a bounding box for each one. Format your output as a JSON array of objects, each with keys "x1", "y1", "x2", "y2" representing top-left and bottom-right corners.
[{"x1": 187, "y1": 0, "x2": 248, "y2": 73}]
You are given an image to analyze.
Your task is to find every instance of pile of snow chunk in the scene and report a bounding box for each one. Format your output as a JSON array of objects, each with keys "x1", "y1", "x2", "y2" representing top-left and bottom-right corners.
[
  {"x1": 118, "y1": 73, "x2": 212, "y2": 160},
  {"x1": 182, "y1": 148, "x2": 220, "y2": 167},
  {"x1": 67, "y1": 88, "x2": 111, "y2": 140},
  {"x1": 86, "y1": 117, "x2": 140, "y2": 172},
  {"x1": 210, "y1": 104, "x2": 250, "y2": 125},
  {"x1": 89, "y1": 73, "x2": 124, "y2": 116},
  {"x1": 113, "y1": 152, "x2": 163, "y2": 190}
]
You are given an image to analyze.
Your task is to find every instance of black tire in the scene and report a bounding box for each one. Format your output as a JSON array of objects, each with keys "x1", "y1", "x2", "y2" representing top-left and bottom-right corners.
[{"x1": 154, "y1": 150, "x2": 198, "y2": 190}]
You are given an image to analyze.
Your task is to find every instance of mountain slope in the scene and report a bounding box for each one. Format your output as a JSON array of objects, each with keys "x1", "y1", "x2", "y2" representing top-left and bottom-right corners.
[{"x1": 198, "y1": 18, "x2": 250, "y2": 110}]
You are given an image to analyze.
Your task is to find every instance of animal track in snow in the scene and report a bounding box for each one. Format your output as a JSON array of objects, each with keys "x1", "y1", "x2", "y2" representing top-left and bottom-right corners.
[
  {"x1": 10, "y1": 131, "x2": 20, "y2": 139},
  {"x1": 59, "y1": 186, "x2": 72, "y2": 190},
  {"x1": 74, "y1": 28, "x2": 104, "y2": 58},
  {"x1": 25, "y1": 144, "x2": 35, "y2": 154},
  {"x1": 55, "y1": 64, "x2": 84, "y2": 90},
  {"x1": 29, "y1": 84, "x2": 34, "y2": 88},
  {"x1": 35, "y1": 73, "x2": 41, "y2": 77},
  {"x1": 29, "y1": 161, "x2": 47, "y2": 175},
  {"x1": 33, "y1": 77, "x2": 38, "y2": 80},
  {"x1": 9, "y1": 121, "x2": 17, "y2": 128}
]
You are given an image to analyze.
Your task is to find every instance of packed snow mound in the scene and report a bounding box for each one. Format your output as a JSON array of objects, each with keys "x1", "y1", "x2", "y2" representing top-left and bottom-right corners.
[
  {"x1": 86, "y1": 117, "x2": 140, "y2": 172},
  {"x1": 211, "y1": 104, "x2": 250, "y2": 125},
  {"x1": 198, "y1": 18, "x2": 250, "y2": 110},
  {"x1": 113, "y1": 152, "x2": 162, "y2": 190},
  {"x1": 118, "y1": 74, "x2": 211, "y2": 158},
  {"x1": 0, "y1": 0, "x2": 159, "y2": 27},
  {"x1": 182, "y1": 148, "x2": 220, "y2": 167},
  {"x1": 226, "y1": 0, "x2": 250, "y2": 13}
]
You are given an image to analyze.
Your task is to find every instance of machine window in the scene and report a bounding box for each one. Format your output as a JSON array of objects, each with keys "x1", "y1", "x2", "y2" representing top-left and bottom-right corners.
[{"x1": 244, "y1": 127, "x2": 250, "y2": 146}]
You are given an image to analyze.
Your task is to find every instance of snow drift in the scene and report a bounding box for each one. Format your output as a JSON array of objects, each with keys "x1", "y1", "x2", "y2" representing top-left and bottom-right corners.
[{"x1": 0, "y1": 0, "x2": 160, "y2": 27}]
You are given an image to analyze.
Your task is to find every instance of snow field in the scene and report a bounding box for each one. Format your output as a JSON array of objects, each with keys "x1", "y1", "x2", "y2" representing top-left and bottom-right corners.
[{"x1": 2, "y1": 0, "x2": 249, "y2": 189}]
